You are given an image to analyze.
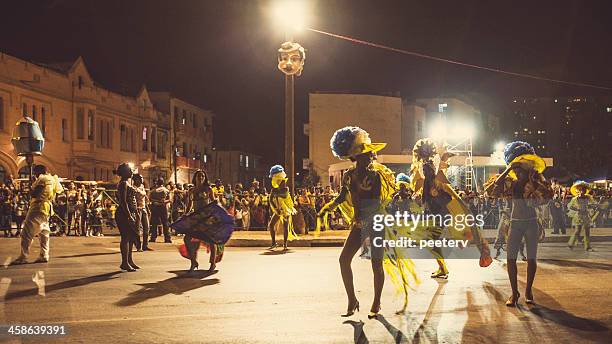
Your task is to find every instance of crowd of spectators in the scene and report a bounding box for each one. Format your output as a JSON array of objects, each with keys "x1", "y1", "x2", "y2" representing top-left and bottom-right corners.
[{"x1": 1, "y1": 175, "x2": 610, "y2": 238}]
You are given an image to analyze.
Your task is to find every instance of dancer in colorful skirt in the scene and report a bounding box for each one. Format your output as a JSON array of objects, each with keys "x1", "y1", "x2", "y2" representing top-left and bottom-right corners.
[
  {"x1": 567, "y1": 180, "x2": 595, "y2": 251},
  {"x1": 267, "y1": 165, "x2": 298, "y2": 250},
  {"x1": 484, "y1": 141, "x2": 553, "y2": 306},
  {"x1": 318, "y1": 126, "x2": 418, "y2": 318},
  {"x1": 172, "y1": 170, "x2": 234, "y2": 272},
  {"x1": 409, "y1": 139, "x2": 492, "y2": 279}
]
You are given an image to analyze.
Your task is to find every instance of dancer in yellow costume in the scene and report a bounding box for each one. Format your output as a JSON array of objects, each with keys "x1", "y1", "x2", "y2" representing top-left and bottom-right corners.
[
  {"x1": 410, "y1": 139, "x2": 492, "y2": 279},
  {"x1": 267, "y1": 165, "x2": 298, "y2": 250},
  {"x1": 318, "y1": 126, "x2": 418, "y2": 318}
]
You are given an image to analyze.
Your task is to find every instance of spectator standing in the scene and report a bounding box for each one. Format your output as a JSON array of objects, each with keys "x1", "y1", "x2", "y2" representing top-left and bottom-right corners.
[{"x1": 149, "y1": 177, "x2": 171, "y2": 243}]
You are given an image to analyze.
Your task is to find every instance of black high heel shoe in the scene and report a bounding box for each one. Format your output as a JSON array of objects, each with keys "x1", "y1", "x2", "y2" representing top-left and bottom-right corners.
[
  {"x1": 189, "y1": 261, "x2": 199, "y2": 272},
  {"x1": 341, "y1": 300, "x2": 360, "y2": 317},
  {"x1": 128, "y1": 261, "x2": 141, "y2": 269},
  {"x1": 120, "y1": 264, "x2": 136, "y2": 272},
  {"x1": 505, "y1": 292, "x2": 520, "y2": 307},
  {"x1": 368, "y1": 306, "x2": 381, "y2": 319}
]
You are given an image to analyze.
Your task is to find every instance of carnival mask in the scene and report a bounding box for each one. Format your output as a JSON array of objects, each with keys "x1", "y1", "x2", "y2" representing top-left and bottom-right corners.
[{"x1": 277, "y1": 41, "x2": 306, "y2": 76}]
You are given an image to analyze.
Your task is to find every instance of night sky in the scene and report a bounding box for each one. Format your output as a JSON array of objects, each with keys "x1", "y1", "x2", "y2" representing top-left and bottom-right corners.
[{"x1": 2, "y1": 0, "x2": 611, "y2": 167}]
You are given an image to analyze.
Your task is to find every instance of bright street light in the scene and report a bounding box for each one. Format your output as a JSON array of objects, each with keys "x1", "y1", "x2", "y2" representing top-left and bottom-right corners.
[{"x1": 269, "y1": 0, "x2": 310, "y2": 32}]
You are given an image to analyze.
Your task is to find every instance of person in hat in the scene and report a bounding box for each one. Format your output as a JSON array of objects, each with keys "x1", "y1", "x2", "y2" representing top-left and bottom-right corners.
[
  {"x1": 11, "y1": 165, "x2": 63, "y2": 264},
  {"x1": 114, "y1": 163, "x2": 140, "y2": 271},
  {"x1": 567, "y1": 180, "x2": 595, "y2": 251},
  {"x1": 149, "y1": 177, "x2": 171, "y2": 243},
  {"x1": 318, "y1": 126, "x2": 418, "y2": 318},
  {"x1": 485, "y1": 141, "x2": 553, "y2": 306},
  {"x1": 409, "y1": 139, "x2": 492, "y2": 279},
  {"x1": 267, "y1": 165, "x2": 298, "y2": 250}
]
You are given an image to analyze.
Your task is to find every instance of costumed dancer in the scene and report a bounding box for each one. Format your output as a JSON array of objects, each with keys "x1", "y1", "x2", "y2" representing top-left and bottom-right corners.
[
  {"x1": 267, "y1": 165, "x2": 298, "y2": 250},
  {"x1": 567, "y1": 180, "x2": 595, "y2": 251},
  {"x1": 11, "y1": 165, "x2": 63, "y2": 264},
  {"x1": 410, "y1": 139, "x2": 492, "y2": 279},
  {"x1": 170, "y1": 170, "x2": 235, "y2": 273},
  {"x1": 114, "y1": 163, "x2": 140, "y2": 272},
  {"x1": 317, "y1": 126, "x2": 419, "y2": 318},
  {"x1": 484, "y1": 141, "x2": 552, "y2": 306}
]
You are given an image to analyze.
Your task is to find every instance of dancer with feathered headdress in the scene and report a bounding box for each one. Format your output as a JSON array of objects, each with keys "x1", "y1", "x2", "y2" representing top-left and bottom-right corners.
[
  {"x1": 409, "y1": 138, "x2": 492, "y2": 279},
  {"x1": 484, "y1": 141, "x2": 552, "y2": 306},
  {"x1": 267, "y1": 165, "x2": 298, "y2": 250},
  {"x1": 318, "y1": 126, "x2": 419, "y2": 318}
]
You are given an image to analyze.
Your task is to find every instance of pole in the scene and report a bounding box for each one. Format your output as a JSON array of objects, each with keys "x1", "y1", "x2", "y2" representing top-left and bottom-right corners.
[
  {"x1": 284, "y1": 31, "x2": 295, "y2": 195},
  {"x1": 285, "y1": 74, "x2": 295, "y2": 195},
  {"x1": 172, "y1": 112, "x2": 178, "y2": 185}
]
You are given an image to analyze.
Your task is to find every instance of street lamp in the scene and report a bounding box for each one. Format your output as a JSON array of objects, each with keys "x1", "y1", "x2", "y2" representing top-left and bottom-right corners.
[
  {"x1": 273, "y1": 0, "x2": 308, "y2": 195},
  {"x1": 11, "y1": 115, "x2": 45, "y2": 183}
]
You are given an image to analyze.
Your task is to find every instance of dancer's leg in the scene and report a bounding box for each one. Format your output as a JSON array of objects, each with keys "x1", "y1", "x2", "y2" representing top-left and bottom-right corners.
[{"x1": 339, "y1": 226, "x2": 362, "y2": 311}]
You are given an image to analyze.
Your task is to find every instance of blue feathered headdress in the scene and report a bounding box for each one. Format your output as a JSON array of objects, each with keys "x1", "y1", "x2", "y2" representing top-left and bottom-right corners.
[
  {"x1": 503, "y1": 141, "x2": 535, "y2": 165},
  {"x1": 396, "y1": 172, "x2": 411, "y2": 185},
  {"x1": 269, "y1": 164, "x2": 285, "y2": 178},
  {"x1": 330, "y1": 126, "x2": 386, "y2": 160}
]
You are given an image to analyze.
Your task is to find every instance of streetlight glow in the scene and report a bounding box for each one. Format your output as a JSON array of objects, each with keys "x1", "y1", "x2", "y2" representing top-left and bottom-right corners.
[
  {"x1": 494, "y1": 142, "x2": 506, "y2": 152},
  {"x1": 270, "y1": 0, "x2": 310, "y2": 32}
]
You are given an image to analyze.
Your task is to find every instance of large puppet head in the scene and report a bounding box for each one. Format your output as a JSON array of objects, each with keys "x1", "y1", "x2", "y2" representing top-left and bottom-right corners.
[
  {"x1": 278, "y1": 41, "x2": 306, "y2": 76},
  {"x1": 330, "y1": 126, "x2": 386, "y2": 160}
]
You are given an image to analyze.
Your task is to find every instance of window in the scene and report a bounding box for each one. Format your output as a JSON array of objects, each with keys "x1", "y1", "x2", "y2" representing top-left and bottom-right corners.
[
  {"x1": 87, "y1": 110, "x2": 94, "y2": 140},
  {"x1": 156, "y1": 131, "x2": 167, "y2": 159},
  {"x1": 76, "y1": 108, "x2": 84, "y2": 139},
  {"x1": 41, "y1": 107, "x2": 46, "y2": 135},
  {"x1": 129, "y1": 127, "x2": 135, "y2": 152},
  {"x1": 174, "y1": 106, "x2": 179, "y2": 123},
  {"x1": 240, "y1": 154, "x2": 244, "y2": 167},
  {"x1": 182, "y1": 110, "x2": 186, "y2": 125},
  {"x1": 438, "y1": 103, "x2": 448, "y2": 113},
  {"x1": 142, "y1": 127, "x2": 148, "y2": 152},
  {"x1": 61, "y1": 119, "x2": 68, "y2": 142},
  {"x1": 0, "y1": 97, "x2": 4, "y2": 130},
  {"x1": 193, "y1": 113, "x2": 197, "y2": 128},
  {"x1": 120, "y1": 124, "x2": 126, "y2": 151},
  {"x1": 151, "y1": 127, "x2": 157, "y2": 153},
  {"x1": 607, "y1": 107, "x2": 612, "y2": 113},
  {"x1": 245, "y1": 155, "x2": 249, "y2": 169},
  {"x1": 78, "y1": 76, "x2": 83, "y2": 89},
  {"x1": 22, "y1": 103, "x2": 27, "y2": 116},
  {"x1": 183, "y1": 142, "x2": 188, "y2": 157},
  {"x1": 106, "y1": 121, "x2": 112, "y2": 149},
  {"x1": 417, "y1": 120, "x2": 423, "y2": 132},
  {"x1": 32, "y1": 105, "x2": 37, "y2": 122}
]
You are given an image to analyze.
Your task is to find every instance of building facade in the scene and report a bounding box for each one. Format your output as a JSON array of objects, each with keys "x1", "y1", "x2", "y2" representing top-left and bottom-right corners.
[
  {"x1": 149, "y1": 92, "x2": 214, "y2": 184},
  {"x1": 307, "y1": 93, "x2": 426, "y2": 186},
  {"x1": 210, "y1": 150, "x2": 266, "y2": 187},
  {"x1": 505, "y1": 96, "x2": 612, "y2": 178},
  {"x1": 0, "y1": 52, "x2": 209, "y2": 185}
]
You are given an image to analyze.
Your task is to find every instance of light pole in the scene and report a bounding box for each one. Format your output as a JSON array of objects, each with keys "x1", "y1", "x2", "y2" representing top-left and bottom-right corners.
[
  {"x1": 273, "y1": 0, "x2": 307, "y2": 195},
  {"x1": 11, "y1": 115, "x2": 45, "y2": 184},
  {"x1": 277, "y1": 39, "x2": 305, "y2": 195}
]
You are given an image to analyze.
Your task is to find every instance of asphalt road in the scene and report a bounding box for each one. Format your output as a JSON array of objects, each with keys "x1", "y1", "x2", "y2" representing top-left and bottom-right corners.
[{"x1": 0, "y1": 237, "x2": 611, "y2": 343}]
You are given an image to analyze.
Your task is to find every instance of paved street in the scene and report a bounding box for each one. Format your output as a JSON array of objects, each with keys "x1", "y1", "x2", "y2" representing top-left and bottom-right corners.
[{"x1": 0, "y1": 237, "x2": 610, "y2": 343}]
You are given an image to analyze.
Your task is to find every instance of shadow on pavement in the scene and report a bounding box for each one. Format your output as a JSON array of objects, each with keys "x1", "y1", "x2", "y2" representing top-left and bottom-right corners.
[
  {"x1": 260, "y1": 249, "x2": 294, "y2": 256},
  {"x1": 5, "y1": 271, "x2": 121, "y2": 300},
  {"x1": 375, "y1": 315, "x2": 407, "y2": 343},
  {"x1": 410, "y1": 279, "x2": 447, "y2": 343},
  {"x1": 115, "y1": 273, "x2": 220, "y2": 307},
  {"x1": 168, "y1": 270, "x2": 218, "y2": 279},
  {"x1": 343, "y1": 320, "x2": 368, "y2": 344},
  {"x1": 55, "y1": 252, "x2": 119, "y2": 259},
  {"x1": 529, "y1": 305, "x2": 609, "y2": 332},
  {"x1": 539, "y1": 259, "x2": 612, "y2": 270}
]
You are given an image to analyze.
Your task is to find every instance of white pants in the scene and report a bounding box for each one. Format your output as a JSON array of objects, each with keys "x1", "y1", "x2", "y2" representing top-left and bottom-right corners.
[{"x1": 19, "y1": 211, "x2": 50, "y2": 260}]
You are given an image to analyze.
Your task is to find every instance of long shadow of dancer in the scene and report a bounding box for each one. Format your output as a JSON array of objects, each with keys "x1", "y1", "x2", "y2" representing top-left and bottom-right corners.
[
  {"x1": 410, "y1": 280, "x2": 447, "y2": 343},
  {"x1": 375, "y1": 315, "x2": 408, "y2": 343},
  {"x1": 5, "y1": 271, "x2": 121, "y2": 300},
  {"x1": 343, "y1": 320, "x2": 368, "y2": 344},
  {"x1": 115, "y1": 271, "x2": 219, "y2": 307}
]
